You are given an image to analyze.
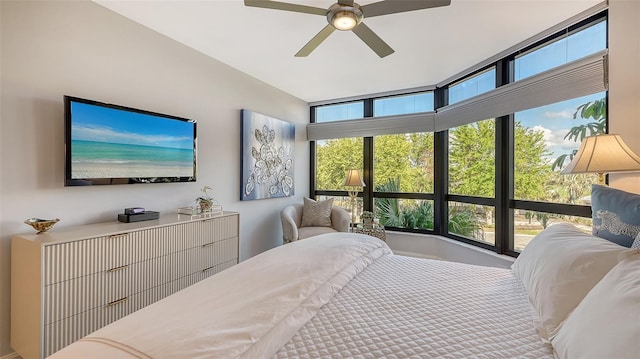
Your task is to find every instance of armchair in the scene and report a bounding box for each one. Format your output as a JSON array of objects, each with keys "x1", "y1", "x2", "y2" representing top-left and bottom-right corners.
[{"x1": 280, "y1": 202, "x2": 350, "y2": 243}]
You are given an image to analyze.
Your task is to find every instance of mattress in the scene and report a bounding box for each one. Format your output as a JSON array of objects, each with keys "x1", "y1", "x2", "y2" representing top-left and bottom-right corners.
[{"x1": 49, "y1": 233, "x2": 552, "y2": 358}]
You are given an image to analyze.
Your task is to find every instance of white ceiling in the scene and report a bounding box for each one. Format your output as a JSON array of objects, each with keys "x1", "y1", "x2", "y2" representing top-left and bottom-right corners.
[{"x1": 94, "y1": 0, "x2": 601, "y2": 103}]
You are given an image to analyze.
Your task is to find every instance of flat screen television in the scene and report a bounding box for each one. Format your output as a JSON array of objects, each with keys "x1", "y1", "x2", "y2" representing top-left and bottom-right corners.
[{"x1": 64, "y1": 96, "x2": 197, "y2": 186}]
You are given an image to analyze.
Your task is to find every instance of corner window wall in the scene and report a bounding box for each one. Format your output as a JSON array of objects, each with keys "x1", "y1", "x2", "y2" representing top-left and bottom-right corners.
[{"x1": 310, "y1": 11, "x2": 607, "y2": 256}]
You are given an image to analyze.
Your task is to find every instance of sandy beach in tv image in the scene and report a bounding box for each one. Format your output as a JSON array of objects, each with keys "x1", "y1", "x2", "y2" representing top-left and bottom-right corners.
[{"x1": 70, "y1": 101, "x2": 195, "y2": 179}]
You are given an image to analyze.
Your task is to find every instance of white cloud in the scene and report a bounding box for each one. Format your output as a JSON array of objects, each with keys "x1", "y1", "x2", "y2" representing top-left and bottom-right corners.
[
  {"x1": 543, "y1": 110, "x2": 573, "y2": 119},
  {"x1": 532, "y1": 125, "x2": 578, "y2": 153}
]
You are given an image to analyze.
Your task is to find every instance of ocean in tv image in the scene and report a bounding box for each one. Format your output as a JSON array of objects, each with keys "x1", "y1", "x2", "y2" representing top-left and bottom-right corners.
[{"x1": 70, "y1": 101, "x2": 195, "y2": 179}]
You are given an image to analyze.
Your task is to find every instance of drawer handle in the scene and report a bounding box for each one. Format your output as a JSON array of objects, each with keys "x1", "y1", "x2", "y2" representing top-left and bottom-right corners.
[
  {"x1": 107, "y1": 264, "x2": 129, "y2": 273},
  {"x1": 109, "y1": 233, "x2": 128, "y2": 239},
  {"x1": 202, "y1": 242, "x2": 216, "y2": 248},
  {"x1": 106, "y1": 297, "x2": 128, "y2": 307},
  {"x1": 201, "y1": 265, "x2": 216, "y2": 273}
]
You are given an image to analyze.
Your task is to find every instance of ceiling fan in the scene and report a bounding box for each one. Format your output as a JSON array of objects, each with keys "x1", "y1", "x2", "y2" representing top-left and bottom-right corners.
[{"x1": 244, "y1": 0, "x2": 451, "y2": 58}]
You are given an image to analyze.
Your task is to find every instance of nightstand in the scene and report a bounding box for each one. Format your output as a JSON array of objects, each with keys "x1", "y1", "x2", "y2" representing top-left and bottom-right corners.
[{"x1": 352, "y1": 223, "x2": 386, "y2": 242}]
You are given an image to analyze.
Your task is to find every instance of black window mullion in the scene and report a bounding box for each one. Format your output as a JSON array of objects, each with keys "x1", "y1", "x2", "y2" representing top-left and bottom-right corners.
[
  {"x1": 309, "y1": 107, "x2": 317, "y2": 198},
  {"x1": 362, "y1": 99, "x2": 374, "y2": 212},
  {"x1": 433, "y1": 87, "x2": 448, "y2": 236}
]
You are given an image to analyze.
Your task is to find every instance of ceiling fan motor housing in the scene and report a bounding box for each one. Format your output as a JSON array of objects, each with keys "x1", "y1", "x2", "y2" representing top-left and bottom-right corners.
[{"x1": 327, "y1": 2, "x2": 363, "y2": 31}]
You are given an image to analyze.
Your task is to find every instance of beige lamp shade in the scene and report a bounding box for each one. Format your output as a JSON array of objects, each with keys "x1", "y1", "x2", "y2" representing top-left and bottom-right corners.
[
  {"x1": 343, "y1": 169, "x2": 365, "y2": 187},
  {"x1": 561, "y1": 134, "x2": 640, "y2": 178}
]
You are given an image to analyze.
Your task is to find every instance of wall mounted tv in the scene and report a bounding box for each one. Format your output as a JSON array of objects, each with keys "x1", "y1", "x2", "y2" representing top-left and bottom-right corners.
[{"x1": 64, "y1": 96, "x2": 197, "y2": 186}]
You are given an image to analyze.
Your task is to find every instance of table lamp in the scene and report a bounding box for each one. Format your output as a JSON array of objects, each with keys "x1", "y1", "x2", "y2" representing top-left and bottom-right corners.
[{"x1": 561, "y1": 134, "x2": 640, "y2": 184}]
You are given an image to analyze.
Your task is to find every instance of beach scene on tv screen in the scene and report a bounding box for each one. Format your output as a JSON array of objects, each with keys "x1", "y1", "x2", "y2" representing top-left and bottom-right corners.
[{"x1": 70, "y1": 101, "x2": 195, "y2": 179}]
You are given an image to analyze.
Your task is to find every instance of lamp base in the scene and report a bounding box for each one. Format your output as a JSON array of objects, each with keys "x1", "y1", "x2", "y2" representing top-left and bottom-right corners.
[{"x1": 348, "y1": 191, "x2": 358, "y2": 225}]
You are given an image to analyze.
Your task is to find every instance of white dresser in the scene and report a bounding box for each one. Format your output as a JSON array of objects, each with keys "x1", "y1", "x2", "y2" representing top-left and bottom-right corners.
[{"x1": 11, "y1": 212, "x2": 239, "y2": 359}]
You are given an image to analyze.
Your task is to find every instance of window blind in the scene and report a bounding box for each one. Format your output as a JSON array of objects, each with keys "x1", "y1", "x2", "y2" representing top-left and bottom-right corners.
[
  {"x1": 307, "y1": 112, "x2": 435, "y2": 140},
  {"x1": 434, "y1": 50, "x2": 607, "y2": 131}
]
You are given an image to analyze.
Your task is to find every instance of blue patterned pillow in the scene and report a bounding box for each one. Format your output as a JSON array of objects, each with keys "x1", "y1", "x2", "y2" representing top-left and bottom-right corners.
[
  {"x1": 632, "y1": 232, "x2": 640, "y2": 249},
  {"x1": 591, "y1": 184, "x2": 640, "y2": 247}
]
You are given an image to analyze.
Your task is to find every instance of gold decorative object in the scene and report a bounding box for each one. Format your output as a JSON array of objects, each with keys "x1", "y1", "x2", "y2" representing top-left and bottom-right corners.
[{"x1": 24, "y1": 218, "x2": 60, "y2": 234}]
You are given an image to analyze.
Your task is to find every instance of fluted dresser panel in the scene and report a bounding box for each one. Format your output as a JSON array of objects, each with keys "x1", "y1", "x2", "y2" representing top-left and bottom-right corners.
[{"x1": 11, "y1": 212, "x2": 239, "y2": 359}]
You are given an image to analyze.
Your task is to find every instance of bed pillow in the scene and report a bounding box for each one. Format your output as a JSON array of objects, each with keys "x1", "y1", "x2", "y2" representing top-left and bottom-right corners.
[
  {"x1": 511, "y1": 223, "x2": 630, "y2": 342},
  {"x1": 591, "y1": 184, "x2": 640, "y2": 247},
  {"x1": 551, "y1": 250, "x2": 640, "y2": 358},
  {"x1": 632, "y1": 232, "x2": 640, "y2": 249},
  {"x1": 301, "y1": 197, "x2": 333, "y2": 227}
]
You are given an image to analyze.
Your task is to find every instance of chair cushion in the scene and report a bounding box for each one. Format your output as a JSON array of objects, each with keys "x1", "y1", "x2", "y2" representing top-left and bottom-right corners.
[
  {"x1": 298, "y1": 227, "x2": 338, "y2": 240},
  {"x1": 591, "y1": 184, "x2": 640, "y2": 247},
  {"x1": 301, "y1": 198, "x2": 333, "y2": 228}
]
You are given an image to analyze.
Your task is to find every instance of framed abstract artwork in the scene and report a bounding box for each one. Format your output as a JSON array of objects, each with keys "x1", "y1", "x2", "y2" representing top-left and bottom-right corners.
[{"x1": 241, "y1": 109, "x2": 295, "y2": 201}]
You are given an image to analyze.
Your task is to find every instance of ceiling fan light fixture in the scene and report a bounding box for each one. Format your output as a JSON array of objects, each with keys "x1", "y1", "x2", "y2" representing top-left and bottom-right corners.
[
  {"x1": 327, "y1": 3, "x2": 363, "y2": 31},
  {"x1": 332, "y1": 12, "x2": 357, "y2": 30}
]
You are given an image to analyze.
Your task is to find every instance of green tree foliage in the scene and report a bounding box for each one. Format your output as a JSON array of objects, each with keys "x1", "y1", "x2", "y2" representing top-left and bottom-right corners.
[
  {"x1": 316, "y1": 138, "x2": 363, "y2": 190},
  {"x1": 449, "y1": 120, "x2": 496, "y2": 197},
  {"x1": 374, "y1": 133, "x2": 434, "y2": 193},
  {"x1": 514, "y1": 122, "x2": 553, "y2": 201}
]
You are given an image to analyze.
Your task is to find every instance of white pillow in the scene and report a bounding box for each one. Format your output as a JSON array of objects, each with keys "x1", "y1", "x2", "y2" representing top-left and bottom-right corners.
[
  {"x1": 511, "y1": 223, "x2": 630, "y2": 341},
  {"x1": 551, "y1": 250, "x2": 640, "y2": 358}
]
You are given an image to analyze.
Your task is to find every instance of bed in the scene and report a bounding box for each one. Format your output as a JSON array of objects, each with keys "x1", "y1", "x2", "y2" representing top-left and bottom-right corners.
[{"x1": 49, "y1": 222, "x2": 639, "y2": 358}]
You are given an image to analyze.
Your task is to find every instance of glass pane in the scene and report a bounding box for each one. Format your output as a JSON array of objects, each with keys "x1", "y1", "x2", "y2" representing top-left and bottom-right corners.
[
  {"x1": 374, "y1": 133, "x2": 434, "y2": 193},
  {"x1": 448, "y1": 68, "x2": 496, "y2": 105},
  {"x1": 513, "y1": 211, "x2": 592, "y2": 252},
  {"x1": 448, "y1": 119, "x2": 495, "y2": 197},
  {"x1": 374, "y1": 92, "x2": 434, "y2": 116},
  {"x1": 316, "y1": 194, "x2": 360, "y2": 223},
  {"x1": 448, "y1": 202, "x2": 494, "y2": 245},
  {"x1": 315, "y1": 137, "x2": 363, "y2": 191},
  {"x1": 515, "y1": 20, "x2": 607, "y2": 81},
  {"x1": 375, "y1": 198, "x2": 434, "y2": 230},
  {"x1": 315, "y1": 101, "x2": 364, "y2": 123},
  {"x1": 514, "y1": 92, "x2": 606, "y2": 203}
]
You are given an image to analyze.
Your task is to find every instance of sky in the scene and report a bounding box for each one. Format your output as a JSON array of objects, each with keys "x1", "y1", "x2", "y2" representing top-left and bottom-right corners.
[{"x1": 70, "y1": 100, "x2": 195, "y2": 149}]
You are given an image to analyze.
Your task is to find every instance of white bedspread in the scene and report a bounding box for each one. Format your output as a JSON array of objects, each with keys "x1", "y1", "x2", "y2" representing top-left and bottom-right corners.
[
  {"x1": 49, "y1": 233, "x2": 389, "y2": 358},
  {"x1": 277, "y1": 254, "x2": 554, "y2": 358},
  {"x1": 50, "y1": 233, "x2": 552, "y2": 358}
]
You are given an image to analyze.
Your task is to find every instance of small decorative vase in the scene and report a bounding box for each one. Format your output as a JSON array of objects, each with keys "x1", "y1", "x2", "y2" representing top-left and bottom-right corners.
[{"x1": 199, "y1": 200, "x2": 213, "y2": 212}]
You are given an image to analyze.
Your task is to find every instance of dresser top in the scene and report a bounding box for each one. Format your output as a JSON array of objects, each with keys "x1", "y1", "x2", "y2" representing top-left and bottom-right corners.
[{"x1": 14, "y1": 211, "x2": 238, "y2": 245}]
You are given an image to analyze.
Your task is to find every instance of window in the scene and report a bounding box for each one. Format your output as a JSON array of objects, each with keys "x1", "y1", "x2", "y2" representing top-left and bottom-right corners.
[
  {"x1": 315, "y1": 101, "x2": 364, "y2": 122},
  {"x1": 448, "y1": 68, "x2": 496, "y2": 105},
  {"x1": 374, "y1": 92, "x2": 434, "y2": 116},
  {"x1": 448, "y1": 202, "x2": 494, "y2": 245},
  {"x1": 448, "y1": 119, "x2": 496, "y2": 198},
  {"x1": 315, "y1": 137, "x2": 363, "y2": 191},
  {"x1": 375, "y1": 198, "x2": 434, "y2": 230},
  {"x1": 514, "y1": 20, "x2": 606, "y2": 81},
  {"x1": 514, "y1": 92, "x2": 606, "y2": 203}
]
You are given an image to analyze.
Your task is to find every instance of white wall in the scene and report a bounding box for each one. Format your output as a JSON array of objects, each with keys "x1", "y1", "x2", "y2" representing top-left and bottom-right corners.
[
  {"x1": 0, "y1": 1, "x2": 308, "y2": 355},
  {"x1": 609, "y1": 0, "x2": 640, "y2": 194}
]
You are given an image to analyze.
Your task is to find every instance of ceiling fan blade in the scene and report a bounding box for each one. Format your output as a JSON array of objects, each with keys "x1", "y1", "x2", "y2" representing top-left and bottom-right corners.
[
  {"x1": 352, "y1": 23, "x2": 394, "y2": 58},
  {"x1": 338, "y1": 0, "x2": 354, "y2": 5},
  {"x1": 362, "y1": 0, "x2": 451, "y2": 18},
  {"x1": 295, "y1": 25, "x2": 336, "y2": 57},
  {"x1": 244, "y1": 0, "x2": 327, "y2": 16}
]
